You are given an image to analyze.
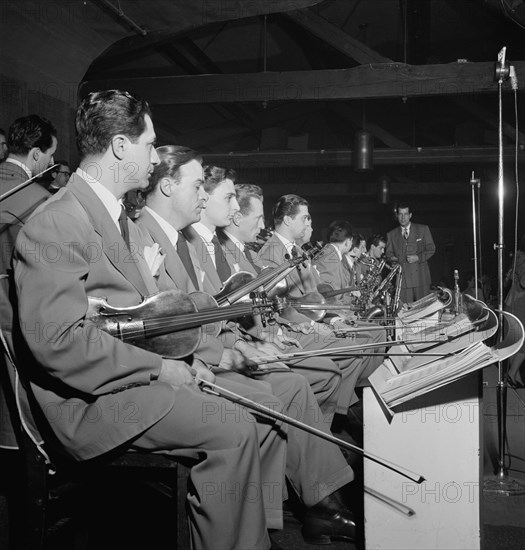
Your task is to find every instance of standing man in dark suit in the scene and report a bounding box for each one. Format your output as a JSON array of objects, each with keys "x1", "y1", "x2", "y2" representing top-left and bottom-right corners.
[
  {"x1": 0, "y1": 114, "x2": 57, "y2": 449},
  {"x1": 386, "y1": 202, "x2": 435, "y2": 303},
  {"x1": 12, "y1": 91, "x2": 285, "y2": 550}
]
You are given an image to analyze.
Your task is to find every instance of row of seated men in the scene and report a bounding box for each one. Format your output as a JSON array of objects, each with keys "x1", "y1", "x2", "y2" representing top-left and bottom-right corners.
[{"x1": 0, "y1": 91, "x2": 387, "y2": 549}]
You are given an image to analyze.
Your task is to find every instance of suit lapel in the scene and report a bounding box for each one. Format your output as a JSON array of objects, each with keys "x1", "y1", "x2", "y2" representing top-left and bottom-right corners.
[
  {"x1": 138, "y1": 209, "x2": 193, "y2": 291},
  {"x1": 68, "y1": 175, "x2": 150, "y2": 297},
  {"x1": 183, "y1": 226, "x2": 223, "y2": 293}
]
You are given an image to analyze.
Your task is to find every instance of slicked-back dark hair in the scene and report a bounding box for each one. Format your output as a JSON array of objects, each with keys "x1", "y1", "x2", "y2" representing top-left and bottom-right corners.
[
  {"x1": 396, "y1": 202, "x2": 411, "y2": 213},
  {"x1": 202, "y1": 165, "x2": 237, "y2": 195},
  {"x1": 327, "y1": 220, "x2": 353, "y2": 243},
  {"x1": 75, "y1": 90, "x2": 151, "y2": 158},
  {"x1": 8, "y1": 115, "x2": 57, "y2": 156},
  {"x1": 367, "y1": 233, "x2": 386, "y2": 250},
  {"x1": 272, "y1": 194, "x2": 309, "y2": 226},
  {"x1": 142, "y1": 145, "x2": 202, "y2": 198},
  {"x1": 235, "y1": 183, "x2": 263, "y2": 215}
]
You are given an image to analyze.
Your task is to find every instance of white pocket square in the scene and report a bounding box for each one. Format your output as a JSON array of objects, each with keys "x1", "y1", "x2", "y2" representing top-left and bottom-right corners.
[{"x1": 143, "y1": 243, "x2": 165, "y2": 278}]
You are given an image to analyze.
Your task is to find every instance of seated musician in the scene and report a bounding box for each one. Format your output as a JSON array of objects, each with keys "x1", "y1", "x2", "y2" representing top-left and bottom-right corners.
[
  {"x1": 136, "y1": 146, "x2": 360, "y2": 545},
  {"x1": 256, "y1": 194, "x2": 385, "y2": 417},
  {"x1": 314, "y1": 220, "x2": 358, "y2": 309},
  {"x1": 368, "y1": 234, "x2": 387, "y2": 265}
]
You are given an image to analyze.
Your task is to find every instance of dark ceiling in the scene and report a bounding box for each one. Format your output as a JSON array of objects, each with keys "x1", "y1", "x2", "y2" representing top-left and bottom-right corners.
[{"x1": 78, "y1": 1, "x2": 525, "y2": 281}]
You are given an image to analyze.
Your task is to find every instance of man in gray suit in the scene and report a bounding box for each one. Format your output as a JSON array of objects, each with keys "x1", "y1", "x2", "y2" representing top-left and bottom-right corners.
[{"x1": 386, "y1": 203, "x2": 436, "y2": 303}]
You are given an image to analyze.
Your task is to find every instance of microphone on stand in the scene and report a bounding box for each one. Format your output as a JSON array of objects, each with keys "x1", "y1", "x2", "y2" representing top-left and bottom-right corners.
[
  {"x1": 454, "y1": 269, "x2": 461, "y2": 314},
  {"x1": 510, "y1": 65, "x2": 518, "y2": 91},
  {"x1": 494, "y1": 46, "x2": 510, "y2": 83}
]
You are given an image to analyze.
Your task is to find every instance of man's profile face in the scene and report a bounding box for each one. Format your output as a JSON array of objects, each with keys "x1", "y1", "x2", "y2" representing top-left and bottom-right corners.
[
  {"x1": 287, "y1": 204, "x2": 311, "y2": 241},
  {"x1": 34, "y1": 135, "x2": 57, "y2": 176},
  {"x1": 0, "y1": 134, "x2": 7, "y2": 161},
  {"x1": 238, "y1": 197, "x2": 265, "y2": 243},
  {"x1": 397, "y1": 207, "x2": 412, "y2": 228},
  {"x1": 170, "y1": 159, "x2": 207, "y2": 227},
  {"x1": 203, "y1": 178, "x2": 239, "y2": 229},
  {"x1": 124, "y1": 115, "x2": 159, "y2": 191},
  {"x1": 370, "y1": 241, "x2": 386, "y2": 260}
]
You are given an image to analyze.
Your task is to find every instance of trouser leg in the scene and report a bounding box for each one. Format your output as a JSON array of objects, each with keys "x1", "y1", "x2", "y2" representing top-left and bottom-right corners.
[
  {"x1": 262, "y1": 371, "x2": 353, "y2": 507},
  {"x1": 132, "y1": 384, "x2": 271, "y2": 550}
]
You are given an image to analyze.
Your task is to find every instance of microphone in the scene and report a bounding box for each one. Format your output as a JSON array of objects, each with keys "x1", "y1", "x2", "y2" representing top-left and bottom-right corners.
[
  {"x1": 495, "y1": 46, "x2": 510, "y2": 82},
  {"x1": 454, "y1": 269, "x2": 460, "y2": 313},
  {"x1": 510, "y1": 65, "x2": 518, "y2": 91}
]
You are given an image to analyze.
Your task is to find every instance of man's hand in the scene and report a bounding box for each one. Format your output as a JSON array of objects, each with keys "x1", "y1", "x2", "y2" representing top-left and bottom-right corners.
[
  {"x1": 218, "y1": 349, "x2": 247, "y2": 371},
  {"x1": 257, "y1": 326, "x2": 302, "y2": 350},
  {"x1": 406, "y1": 254, "x2": 419, "y2": 264},
  {"x1": 191, "y1": 358, "x2": 216, "y2": 384},
  {"x1": 287, "y1": 321, "x2": 315, "y2": 335},
  {"x1": 158, "y1": 359, "x2": 196, "y2": 389}
]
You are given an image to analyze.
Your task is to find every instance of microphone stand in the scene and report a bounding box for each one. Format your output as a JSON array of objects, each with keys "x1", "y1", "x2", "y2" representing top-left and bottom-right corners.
[
  {"x1": 483, "y1": 48, "x2": 525, "y2": 497},
  {"x1": 470, "y1": 172, "x2": 481, "y2": 300}
]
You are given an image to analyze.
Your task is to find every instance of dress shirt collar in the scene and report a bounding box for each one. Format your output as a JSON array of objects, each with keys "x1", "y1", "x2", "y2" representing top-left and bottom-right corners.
[
  {"x1": 345, "y1": 252, "x2": 356, "y2": 268},
  {"x1": 192, "y1": 222, "x2": 217, "y2": 266},
  {"x1": 192, "y1": 221, "x2": 216, "y2": 243},
  {"x1": 5, "y1": 158, "x2": 32, "y2": 178},
  {"x1": 330, "y1": 243, "x2": 343, "y2": 261},
  {"x1": 143, "y1": 206, "x2": 179, "y2": 248},
  {"x1": 274, "y1": 231, "x2": 296, "y2": 255},
  {"x1": 223, "y1": 229, "x2": 245, "y2": 253},
  {"x1": 76, "y1": 167, "x2": 122, "y2": 232},
  {"x1": 401, "y1": 223, "x2": 411, "y2": 235}
]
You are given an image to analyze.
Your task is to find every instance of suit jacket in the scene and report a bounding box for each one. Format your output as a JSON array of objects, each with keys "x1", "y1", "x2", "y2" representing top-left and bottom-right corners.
[
  {"x1": 0, "y1": 162, "x2": 51, "y2": 448},
  {"x1": 12, "y1": 173, "x2": 175, "y2": 460},
  {"x1": 257, "y1": 233, "x2": 320, "y2": 297},
  {"x1": 183, "y1": 225, "x2": 224, "y2": 295},
  {"x1": 386, "y1": 222, "x2": 435, "y2": 289},
  {"x1": 1, "y1": 162, "x2": 50, "y2": 330},
  {"x1": 257, "y1": 233, "x2": 322, "y2": 324},
  {"x1": 135, "y1": 208, "x2": 224, "y2": 365},
  {"x1": 217, "y1": 230, "x2": 259, "y2": 276},
  {"x1": 314, "y1": 244, "x2": 353, "y2": 304}
]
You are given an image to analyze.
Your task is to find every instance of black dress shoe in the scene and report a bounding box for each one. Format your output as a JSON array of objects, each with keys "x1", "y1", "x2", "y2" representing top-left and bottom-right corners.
[{"x1": 301, "y1": 492, "x2": 357, "y2": 545}]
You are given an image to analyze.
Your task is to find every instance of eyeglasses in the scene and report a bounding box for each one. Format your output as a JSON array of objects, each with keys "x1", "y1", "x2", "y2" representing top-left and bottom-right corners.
[{"x1": 57, "y1": 171, "x2": 71, "y2": 177}]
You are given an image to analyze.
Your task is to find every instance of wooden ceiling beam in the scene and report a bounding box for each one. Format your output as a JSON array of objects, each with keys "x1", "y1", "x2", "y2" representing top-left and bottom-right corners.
[
  {"x1": 80, "y1": 61, "x2": 523, "y2": 104},
  {"x1": 202, "y1": 146, "x2": 524, "y2": 168},
  {"x1": 284, "y1": 8, "x2": 394, "y2": 64}
]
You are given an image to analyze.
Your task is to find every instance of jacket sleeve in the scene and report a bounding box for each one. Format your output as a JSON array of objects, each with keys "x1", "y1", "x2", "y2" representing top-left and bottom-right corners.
[
  {"x1": 14, "y1": 208, "x2": 163, "y2": 396},
  {"x1": 419, "y1": 225, "x2": 436, "y2": 263}
]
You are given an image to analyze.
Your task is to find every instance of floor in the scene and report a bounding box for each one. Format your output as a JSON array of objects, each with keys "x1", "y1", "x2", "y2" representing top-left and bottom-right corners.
[{"x1": 0, "y1": 365, "x2": 523, "y2": 549}]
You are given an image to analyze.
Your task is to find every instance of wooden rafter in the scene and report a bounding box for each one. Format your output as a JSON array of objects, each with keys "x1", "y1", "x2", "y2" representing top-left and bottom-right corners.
[
  {"x1": 284, "y1": 8, "x2": 394, "y2": 64},
  {"x1": 80, "y1": 61, "x2": 523, "y2": 104},
  {"x1": 201, "y1": 146, "x2": 524, "y2": 168}
]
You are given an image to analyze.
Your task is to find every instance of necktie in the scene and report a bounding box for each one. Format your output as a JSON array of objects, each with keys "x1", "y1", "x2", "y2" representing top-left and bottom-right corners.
[
  {"x1": 118, "y1": 205, "x2": 130, "y2": 249},
  {"x1": 403, "y1": 228, "x2": 409, "y2": 240},
  {"x1": 211, "y1": 234, "x2": 232, "y2": 282},
  {"x1": 177, "y1": 231, "x2": 199, "y2": 291},
  {"x1": 244, "y1": 247, "x2": 261, "y2": 274}
]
